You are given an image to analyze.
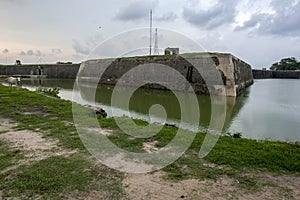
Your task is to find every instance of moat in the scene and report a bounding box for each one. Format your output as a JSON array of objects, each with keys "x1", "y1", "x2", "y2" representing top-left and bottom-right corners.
[{"x1": 21, "y1": 78, "x2": 300, "y2": 142}]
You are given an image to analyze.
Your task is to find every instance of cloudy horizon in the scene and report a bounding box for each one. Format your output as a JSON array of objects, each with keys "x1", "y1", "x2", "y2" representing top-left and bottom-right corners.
[{"x1": 0, "y1": 0, "x2": 299, "y2": 69}]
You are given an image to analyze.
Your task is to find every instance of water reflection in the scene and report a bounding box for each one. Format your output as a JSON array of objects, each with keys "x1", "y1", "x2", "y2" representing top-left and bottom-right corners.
[
  {"x1": 22, "y1": 78, "x2": 245, "y2": 133},
  {"x1": 20, "y1": 78, "x2": 300, "y2": 141},
  {"x1": 23, "y1": 78, "x2": 75, "y2": 89}
]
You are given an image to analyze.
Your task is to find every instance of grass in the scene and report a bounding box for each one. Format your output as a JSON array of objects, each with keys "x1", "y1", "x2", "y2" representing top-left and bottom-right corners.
[
  {"x1": 0, "y1": 130, "x2": 9, "y2": 134},
  {"x1": 0, "y1": 155, "x2": 123, "y2": 199},
  {"x1": 0, "y1": 84, "x2": 299, "y2": 197},
  {"x1": 0, "y1": 85, "x2": 124, "y2": 199},
  {"x1": 0, "y1": 141, "x2": 23, "y2": 172},
  {"x1": 99, "y1": 115, "x2": 300, "y2": 186}
]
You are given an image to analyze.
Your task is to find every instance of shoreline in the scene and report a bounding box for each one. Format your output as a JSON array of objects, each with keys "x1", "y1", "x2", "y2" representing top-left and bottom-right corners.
[
  {"x1": 0, "y1": 84, "x2": 299, "y2": 199},
  {"x1": 1, "y1": 80, "x2": 299, "y2": 144}
]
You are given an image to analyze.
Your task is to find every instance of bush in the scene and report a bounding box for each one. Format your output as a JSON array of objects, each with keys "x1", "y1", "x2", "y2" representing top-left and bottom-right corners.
[
  {"x1": 225, "y1": 132, "x2": 242, "y2": 139},
  {"x1": 36, "y1": 87, "x2": 60, "y2": 98}
]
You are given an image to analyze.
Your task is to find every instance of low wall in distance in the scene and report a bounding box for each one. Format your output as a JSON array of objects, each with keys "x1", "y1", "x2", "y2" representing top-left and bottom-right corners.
[
  {"x1": 252, "y1": 69, "x2": 300, "y2": 79},
  {"x1": 0, "y1": 64, "x2": 80, "y2": 79}
]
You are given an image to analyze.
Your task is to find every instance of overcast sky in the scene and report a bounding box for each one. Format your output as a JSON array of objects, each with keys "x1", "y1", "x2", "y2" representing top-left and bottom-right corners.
[{"x1": 0, "y1": 0, "x2": 299, "y2": 68}]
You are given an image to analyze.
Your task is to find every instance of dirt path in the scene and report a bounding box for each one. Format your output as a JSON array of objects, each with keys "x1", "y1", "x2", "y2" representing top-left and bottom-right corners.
[
  {"x1": 123, "y1": 172, "x2": 299, "y2": 199},
  {"x1": 0, "y1": 116, "x2": 76, "y2": 173}
]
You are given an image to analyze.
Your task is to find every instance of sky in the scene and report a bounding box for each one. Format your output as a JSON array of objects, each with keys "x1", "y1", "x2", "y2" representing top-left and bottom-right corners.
[{"x1": 0, "y1": 0, "x2": 300, "y2": 68}]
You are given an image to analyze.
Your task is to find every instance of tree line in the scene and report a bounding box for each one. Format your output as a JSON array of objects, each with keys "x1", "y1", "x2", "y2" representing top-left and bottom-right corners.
[{"x1": 270, "y1": 57, "x2": 300, "y2": 71}]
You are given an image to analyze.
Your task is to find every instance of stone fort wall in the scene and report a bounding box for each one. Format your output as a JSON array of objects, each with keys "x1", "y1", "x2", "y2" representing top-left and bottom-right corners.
[
  {"x1": 0, "y1": 53, "x2": 254, "y2": 96},
  {"x1": 78, "y1": 53, "x2": 253, "y2": 96}
]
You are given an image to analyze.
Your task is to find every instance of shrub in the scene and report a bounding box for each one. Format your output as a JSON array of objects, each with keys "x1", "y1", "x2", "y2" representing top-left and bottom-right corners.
[{"x1": 36, "y1": 87, "x2": 60, "y2": 98}]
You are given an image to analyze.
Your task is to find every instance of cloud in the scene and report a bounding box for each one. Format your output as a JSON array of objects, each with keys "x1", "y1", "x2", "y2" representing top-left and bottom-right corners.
[
  {"x1": 26, "y1": 50, "x2": 34, "y2": 56},
  {"x1": 235, "y1": 13, "x2": 270, "y2": 31},
  {"x1": 35, "y1": 50, "x2": 42, "y2": 57},
  {"x1": 1, "y1": 0, "x2": 24, "y2": 5},
  {"x1": 51, "y1": 49, "x2": 62, "y2": 54},
  {"x1": 183, "y1": 0, "x2": 239, "y2": 29},
  {"x1": 19, "y1": 50, "x2": 44, "y2": 56},
  {"x1": 72, "y1": 39, "x2": 91, "y2": 55},
  {"x1": 19, "y1": 51, "x2": 26, "y2": 56},
  {"x1": 72, "y1": 32, "x2": 104, "y2": 56},
  {"x1": 115, "y1": 0, "x2": 158, "y2": 22},
  {"x1": 2, "y1": 49, "x2": 9, "y2": 54},
  {"x1": 155, "y1": 12, "x2": 178, "y2": 22},
  {"x1": 236, "y1": 0, "x2": 300, "y2": 36}
]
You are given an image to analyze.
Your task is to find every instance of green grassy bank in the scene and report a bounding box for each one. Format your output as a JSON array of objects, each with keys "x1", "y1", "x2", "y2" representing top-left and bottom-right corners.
[{"x1": 0, "y1": 85, "x2": 299, "y2": 198}]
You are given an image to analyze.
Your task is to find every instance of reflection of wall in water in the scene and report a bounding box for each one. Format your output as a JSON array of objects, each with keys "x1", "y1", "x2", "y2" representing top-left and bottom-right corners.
[
  {"x1": 20, "y1": 78, "x2": 249, "y2": 132},
  {"x1": 222, "y1": 89, "x2": 250, "y2": 133},
  {"x1": 21, "y1": 78, "x2": 75, "y2": 89},
  {"x1": 78, "y1": 83, "x2": 248, "y2": 130}
]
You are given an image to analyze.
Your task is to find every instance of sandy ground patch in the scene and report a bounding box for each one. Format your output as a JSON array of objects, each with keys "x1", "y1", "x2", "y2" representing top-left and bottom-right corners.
[
  {"x1": 65, "y1": 190, "x2": 110, "y2": 200},
  {"x1": 259, "y1": 173, "x2": 300, "y2": 199},
  {"x1": 0, "y1": 116, "x2": 76, "y2": 173},
  {"x1": 143, "y1": 140, "x2": 158, "y2": 153},
  {"x1": 123, "y1": 171, "x2": 299, "y2": 200},
  {"x1": 85, "y1": 127, "x2": 114, "y2": 136},
  {"x1": 0, "y1": 116, "x2": 17, "y2": 132}
]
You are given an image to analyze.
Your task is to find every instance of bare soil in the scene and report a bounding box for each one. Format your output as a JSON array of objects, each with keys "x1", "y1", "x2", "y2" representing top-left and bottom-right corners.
[
  {"x1": 123, "y1": 171, "x2": 299, "y2": 200},
  {"x1": 0, "y1": 116, "x2": 76, "y2": 173},
  {"x1": 1, "y1": 116, "x2": 299, "y2": 199},
  {"x1": 143, "y1": 140, "x2": 158, "y2": 153}
]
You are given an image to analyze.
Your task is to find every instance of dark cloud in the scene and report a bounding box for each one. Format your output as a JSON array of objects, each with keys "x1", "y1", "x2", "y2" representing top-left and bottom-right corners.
[
  {"x1": 155, "y1": 12, "x2": 178, "y2": 22},
  {"x1": 72, "y1": 39, "x2": 91, "y2": 55},
  {"x1": 183, "y1": 0, "x2": 239, "y2": 29},
  {"x1": 51, "y1": 49, "x2": 62, "y2": 54},
  {"x1": 236, "y1": 0, "x2": 300, "y2": 36},
  {"x1": 115, "y1": 0, "x2": 157, "y2": 21},
  {"x1": 235, "y1": 13, "x2": 270, "y2": 31},
  {"x1": 2, "y1": 49, "x2": 9, "y2": 54}
]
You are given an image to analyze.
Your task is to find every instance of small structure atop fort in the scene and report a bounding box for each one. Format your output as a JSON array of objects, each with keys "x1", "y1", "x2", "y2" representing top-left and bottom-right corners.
[{"x1": 164, "y1": 48, "x2": 179, "y2": 55}]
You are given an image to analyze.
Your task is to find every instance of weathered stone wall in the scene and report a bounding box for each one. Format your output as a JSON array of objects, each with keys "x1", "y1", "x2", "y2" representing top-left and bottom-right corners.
[
  {"x1": 232, "y1": 56, "x2": 254, "y2": 95},
  {"x1": 0, "y1": 64, "x2": 80, "y2": 79},
  {"x1": 0, "y1": 53, "x2": 254, "y2": 96},
  {"x1": 79, "y1": 53, "x2": 253, "y2": 96},
  {"x1": 252, "y1": 69, "x2": 300, "y2": 79}
]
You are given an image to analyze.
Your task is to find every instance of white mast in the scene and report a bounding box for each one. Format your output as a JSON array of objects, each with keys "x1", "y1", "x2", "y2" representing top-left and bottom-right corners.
[
  {"x1": 149, "y1": 10, "x2": 153, "y2": 56},
  {"x1": 154, "y1": 28, "x2": 159, "y2": 55}
]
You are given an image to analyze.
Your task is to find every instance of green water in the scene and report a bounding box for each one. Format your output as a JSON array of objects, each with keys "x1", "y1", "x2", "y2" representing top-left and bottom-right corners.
[{"x1": 21, "y1": 78, "x2": 300, "y2": 142}]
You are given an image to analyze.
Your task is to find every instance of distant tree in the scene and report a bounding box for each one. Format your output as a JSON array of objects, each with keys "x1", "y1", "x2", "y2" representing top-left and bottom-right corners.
[
  {"x1": 270, "y1": 57, "x2": 300, "y2": 70},
  {"x1": 56, "y1": 61, "x2": 73, "y2": 64}
]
